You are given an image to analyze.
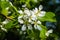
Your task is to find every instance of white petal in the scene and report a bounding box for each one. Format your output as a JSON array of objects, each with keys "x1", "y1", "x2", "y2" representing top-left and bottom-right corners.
[
  {"x1": 40, "y1": 11, "x2": 46, "y2": 14},
  {"x1": 21, "y1": 25, "x2": 26, "y2": 31},
  {"x1": 18, "y1": 16, "x2": 23, "y2": 19},
  {"x1": 18, "y1": 16, "x2": 24, "y2": 24},
  {"x1": 18, "y1": 10, "x2": 23, "y2": 14},
  {"x1": 28, "y1": 19, "x2": 34, "y2": 24},
  {"x1": 31, "y1": 17, "x2": 37, "y2": 21},
  {"x1": 39, "y1": 5, "x2": 43, "y2": 10},
  {"x1": 45, "y1": 29, "x2": 53, "y2": 36},
  {"x1": 31, "y1": 15, "x2": 37, "y2": 20},
  {"x1": 39, "y1": 11, "x2": 46, "y2": 17},
  {"x1": 1, "y1": 28, "x2": 7, "y2": 32},
  {"x1": 34, "y1": 25, "x2": 37, "y2": 29},
  {"x1": 45, "y1": 32, "x2": 50, "y2": 37},
  {"x1": 33, "y1": 7, "x2": 38, "y2": 13},
  {"x1": 24, "y1": 8, "x2": 29, "y2": 13},
  {"x1": 24, "y1": 9, "x2": 31, "y2": 16},
  {"x1": 48, "y1": 29, "x2": 53, "y2": 33},
  {"x1": 37, "y1": 20, "x2": 41, "y2": 24},
  {"x1": 30, "y1": 10, "x2": 35, "y2": 15},
  {"x1": 28, "y1": 19, "x2": 32, "y2": 23},
  {"x1": 23, "y1": 15, "x2": 28, "y2": 19},
  {"x1": 37, "y1": 25, "x2": 42, "y2": 30},
  {"x1": 2, "y1": 19, "x2": 9, "y2": 24},
  {"x1": 18, "y1": 19, "x2": 24, "y2": 24}
]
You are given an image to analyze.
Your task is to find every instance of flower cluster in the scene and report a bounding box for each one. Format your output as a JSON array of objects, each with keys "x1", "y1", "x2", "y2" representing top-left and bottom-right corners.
[{"x1": 18, "y1": 5, "x2": 46, "y2": 31}]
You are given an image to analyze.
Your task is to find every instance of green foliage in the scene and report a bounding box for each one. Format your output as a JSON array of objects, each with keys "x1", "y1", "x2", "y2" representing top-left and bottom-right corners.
[
  {"x1": 38, "y1": 12, "x2": 56, "y2": 22},
  {"x1": 4, "y1": 20, "x2": 13, "y2": 29},
  {"x1": 40, "y1": 29, "x2": 47, "y2": 39}
]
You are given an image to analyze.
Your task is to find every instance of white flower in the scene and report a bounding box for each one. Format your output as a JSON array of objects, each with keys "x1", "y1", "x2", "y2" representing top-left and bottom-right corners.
[
  {"x1": 1, "y1": 28, "x2": 7, "y2": 32},
  {"x1": 28, "y1": 19, "x2": 34, "y2": 24},
  {"x1": 33, "y1": 7, "x2": 38, "y2": 13},
  {"x1": 18, "y1": 19, "x2": 24, "y2": 24},
  {"x1": 45, "y1": 29, "x2": 53, "y2": 36},
  {"x1": 34, "y1": 20, "x2": 41, "y2": 30},
  {"x1": 36, "y1": 25, "x2": 42, "y2": 30},
  {"x1": 39, "y1": 11, "x2": 46, "y2": 17},
  {"x1": 39, "y1": 5, "x2": 43, "y2": 10},
  {"x1": 30, "y1": 10, "x2": 35, "y2": 15},
  {"x1": 28, "y1": 19, "x2": 32, "y2": 23},
  {"x1": 18, "y1": 10, "x2": 23, "y2": 14},
  {"x1": 21, "y1": 25, "x2": 26, "y2": 31},
  {"x1": 45, "y1": 32, "x2": 49, "y2": 37},
  {"x1": 23, "y1": 15, "x2": 28, "y2": 19},
  {"x1": 18, "y1": 16, "x2": 24, "y2": 24},
  {"x1": 30, "y1": 10, "x2": 37, "y2": 21},
  {"x1": 17, "y1": 5, "x2": 46, "y2": 31},
  {"x1": 24, "y1": 8, "x2": 31, "y2": 16},
  {"x1": 34, "y1": 25, "x2": 42, "y2": 30},
  {"x1": 31, "y1": 14, "x2": 37, "y2": 21},
  {"x1": 0, "y1": 25, "x2": 7, "y2": 32},
  {"x1": 18, "y1": 16, "x2": 23, "y2": 19},
  {"x1": 2, "y1": 19, "x2": 9, "y2": 24},
  {"x1": 34, "y1": 20, "x2": 41, "y2": 25},
  {"x1": 48, "y1": 29, "x2": 53, "y2": 33}
]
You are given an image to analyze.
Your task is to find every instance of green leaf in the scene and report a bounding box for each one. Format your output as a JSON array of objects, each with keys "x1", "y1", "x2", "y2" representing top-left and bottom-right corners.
[
  {"x1": 1, "y1": 1, "x2": 10, "y2": 9},
  {"x1": 2, "y1": 9, "x2": 8, "y2": 16},
  {"x1": 4, "y1": 21, "x2": 13, "y2": 29},
  {"x1": 45, "y1": 12, "x2": 55, "y2": 18},
  {"x1": 40, "y1": 29, "x2": 47, "y2": 39},
  {"x1": 1, "y1": 1, "x2": 10, "y2": 16}
]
